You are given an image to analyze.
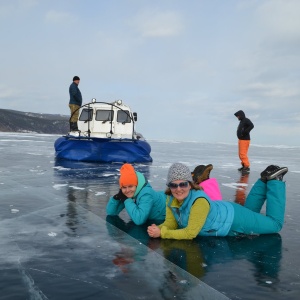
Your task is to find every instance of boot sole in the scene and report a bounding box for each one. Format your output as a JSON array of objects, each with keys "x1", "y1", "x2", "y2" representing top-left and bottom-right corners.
[{"x1": 263, "y1": 167, "x2": 288, "y2": 181}]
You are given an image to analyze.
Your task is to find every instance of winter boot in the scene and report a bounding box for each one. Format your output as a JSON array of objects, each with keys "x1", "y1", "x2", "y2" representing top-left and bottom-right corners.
[
  {"x1": 192, "y1": 164, "x2": 213, "y2": 184},
  {"x1": 238, "y1": 164, "x2": 244, "y2": 171},
  {"x1": 260, "y1": 165, "x2": 288, "y2": 182},
  {"x1": 241, "y1": 167, "x2": 250, "y2": 174},
  {"x1": 73, "y1": 122, "x2": 79, "y2": 131},
  {"x1": 70, "y1": 122, "x2": 79, "y2": 131},
  {"x1": 69, "y1": 122, "x2": 73, "y2": 132}
]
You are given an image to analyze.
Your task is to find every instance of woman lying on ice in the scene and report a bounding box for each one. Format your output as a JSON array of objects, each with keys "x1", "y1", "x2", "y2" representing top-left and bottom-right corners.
[
  {"x1": 106, "y1": 163, "x2": 221, "y2": 225},
  {"x1": 147, "y1": 163, "x2": 288, "y2": 240}
]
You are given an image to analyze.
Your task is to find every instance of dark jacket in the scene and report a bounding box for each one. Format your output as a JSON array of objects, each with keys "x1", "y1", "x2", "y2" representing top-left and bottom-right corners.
[
  {"x1": 234, "y1": 110, "x2": 254, "y2": 140},
  {"x1": 69, "y1": 82, "x2": 82, "y2": 106}
]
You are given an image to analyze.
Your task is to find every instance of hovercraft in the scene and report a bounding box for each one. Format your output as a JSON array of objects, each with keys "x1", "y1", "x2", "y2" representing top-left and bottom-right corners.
[{"x1": 54, "y1": 99, "x2": 152, "y2": 163}]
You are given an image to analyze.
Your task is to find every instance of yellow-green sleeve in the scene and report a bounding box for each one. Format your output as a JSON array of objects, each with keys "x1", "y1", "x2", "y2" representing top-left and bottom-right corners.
[
  {"x1": 158, "y1": 204, "x2": 178, "y2": 230},
  {"x1": 160, "y1": 198, "x2": 210, "y2": 240}
]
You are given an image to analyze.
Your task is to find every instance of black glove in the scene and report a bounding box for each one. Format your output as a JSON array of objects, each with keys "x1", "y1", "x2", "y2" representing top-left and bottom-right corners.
[{"x1": 113, "y1": 189, "x2": 128, "y2": 202}]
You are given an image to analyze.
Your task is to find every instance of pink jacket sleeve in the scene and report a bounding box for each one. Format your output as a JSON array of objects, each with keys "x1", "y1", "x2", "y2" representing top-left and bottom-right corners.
[{"x1": 200, "y1": 178, "x2": 222, "y2": 201}]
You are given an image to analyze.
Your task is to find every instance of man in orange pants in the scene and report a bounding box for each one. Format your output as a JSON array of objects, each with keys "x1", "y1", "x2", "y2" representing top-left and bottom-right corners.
[{"x1": 234, "y1": 110, "x2": 254, "y2": 173}]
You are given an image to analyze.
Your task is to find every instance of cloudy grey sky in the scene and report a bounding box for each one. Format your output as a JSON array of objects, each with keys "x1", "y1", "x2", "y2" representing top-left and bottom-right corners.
[{"x1": 1, "y1": 0, "x2": 300, "y2": 146}]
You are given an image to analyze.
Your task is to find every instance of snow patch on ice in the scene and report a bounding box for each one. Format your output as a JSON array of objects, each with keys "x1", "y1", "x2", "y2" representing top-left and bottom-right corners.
[
  {"x1": 53, "y1": 166, "x2": 71, "y2": 171},
  {"x1": 179, "y1": 280, "x2": 188, "y2": 284},
  {"x1": 95, "y1": 192, "x2": 106, "y2": 196},
  {"x1": 29, "y1": 169, "x2": 45, "y2": 174},
  {"x1": 0, "y1": 139, "x2": 40, "y2": 142},
  {"x1": 53, "y1": 184, "x2": 68, "y2": 190},
  {"x1": 102, "y1": 173, "x2": 115, "y2": 177},
  {"x1": 219, "y1": 175, "x2": 231, "y2": 179},
  {"x1": 69, "y1": 186, "x2": 85, "y2": 190},
  {"x1": 222, "y1": 182, "x2": 248, "y2": 189},
  {"x1": 222, "y1": 163, "x2": 235, "y2": 168}
]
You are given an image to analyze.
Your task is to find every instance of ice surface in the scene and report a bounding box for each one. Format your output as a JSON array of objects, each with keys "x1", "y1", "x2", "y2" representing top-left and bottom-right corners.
[{"x1": 1, "y1": 132, "x2": 300, "y2": 299}]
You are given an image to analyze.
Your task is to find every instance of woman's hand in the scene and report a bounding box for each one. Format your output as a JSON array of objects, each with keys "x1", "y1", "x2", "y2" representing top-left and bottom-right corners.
[{"x1": 147, "y1": 224, "x2": 161, "y2": 238}]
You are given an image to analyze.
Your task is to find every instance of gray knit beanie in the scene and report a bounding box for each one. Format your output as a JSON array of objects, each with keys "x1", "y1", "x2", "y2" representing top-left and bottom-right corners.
[{"x1": 167, "y1": 163, "x2": 193, "y2": 185}]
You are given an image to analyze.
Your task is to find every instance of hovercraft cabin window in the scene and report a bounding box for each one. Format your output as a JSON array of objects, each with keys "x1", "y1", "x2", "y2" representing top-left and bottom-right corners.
[
  {"x1": 117, "y1": 110, "x2": 131, "y2": 123},
  {"x1": 79, "y1": 109, "x2": 93, "y2": 121},
  {"x1": 95, "y1": 110, "x2": 114, "y2": 122}
]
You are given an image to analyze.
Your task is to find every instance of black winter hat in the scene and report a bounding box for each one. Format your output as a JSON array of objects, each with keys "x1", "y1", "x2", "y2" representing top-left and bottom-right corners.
[{"x1": 73, "y1": 76, "x2": 80, "y2": 81}]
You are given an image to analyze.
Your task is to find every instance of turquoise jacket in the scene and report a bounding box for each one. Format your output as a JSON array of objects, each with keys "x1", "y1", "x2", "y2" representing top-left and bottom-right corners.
[
  {"x1": 167, "y1": 190, "x2": 234, "y2": 236},
  {"x1": 106, "y1": 172, "x2": 166, "y2": 225}
]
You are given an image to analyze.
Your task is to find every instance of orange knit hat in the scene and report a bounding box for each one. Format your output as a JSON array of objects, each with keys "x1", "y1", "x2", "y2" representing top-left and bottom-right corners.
[{"x1": 119, "y1": 163, "x2": 138, "y2": 187}]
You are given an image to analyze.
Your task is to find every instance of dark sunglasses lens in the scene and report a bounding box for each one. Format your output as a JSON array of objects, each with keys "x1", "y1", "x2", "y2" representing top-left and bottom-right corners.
[
  {"x1": 168, "y1": 181, "x2": 189, "y2": 189},
  {"x1": 179, "y1": 182, "x2": 189, "y2": 188},
  {"x1": 168, "y1": 183, "x2": 177, "y2": 189}
]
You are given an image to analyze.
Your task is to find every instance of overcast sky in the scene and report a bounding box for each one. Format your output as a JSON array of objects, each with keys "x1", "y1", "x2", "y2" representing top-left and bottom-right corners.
[{"x1": 1, "y1": 0, "x2": 300, "y2": 146}]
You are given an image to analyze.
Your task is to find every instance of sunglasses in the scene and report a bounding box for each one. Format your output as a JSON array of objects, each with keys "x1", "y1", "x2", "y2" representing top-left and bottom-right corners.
[{"x1": 168, "y1": 181, "x2": 190, "y2": 189}]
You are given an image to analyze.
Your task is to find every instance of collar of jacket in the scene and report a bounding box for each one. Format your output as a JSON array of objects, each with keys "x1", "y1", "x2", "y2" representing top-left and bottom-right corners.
[{"x1": 132, "y1": 171, "x2": 148, "y2": 200}]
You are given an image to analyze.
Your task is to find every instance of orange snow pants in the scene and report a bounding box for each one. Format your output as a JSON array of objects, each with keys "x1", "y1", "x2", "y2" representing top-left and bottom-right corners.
[{"x1": 238, "y1": 139, "x2": 250, "y2": 168}]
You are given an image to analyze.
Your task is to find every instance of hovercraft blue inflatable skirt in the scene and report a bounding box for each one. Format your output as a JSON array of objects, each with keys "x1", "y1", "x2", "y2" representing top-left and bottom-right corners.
[{"x1": 54, "y1": 136, "x2": 153, "y2": 163}]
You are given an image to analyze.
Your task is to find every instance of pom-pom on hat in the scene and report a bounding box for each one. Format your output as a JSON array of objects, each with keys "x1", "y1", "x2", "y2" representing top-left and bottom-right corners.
[
  {"x1": 119, "y1": 163, "x2": 138, "y2": 187},
  {"x1": 73, "y1": 76, "x2": 80, "y2": 81},
  {"x1": 167, "y1": 163, "x2": 193, "y2": 185}
]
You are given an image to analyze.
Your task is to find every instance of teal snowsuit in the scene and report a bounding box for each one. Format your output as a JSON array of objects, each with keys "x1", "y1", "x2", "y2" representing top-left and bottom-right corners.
[
  {"x1": 168, "y1": 179, "x2": 286, "y2": 236},
  {"x1": 106, "y1": 172, "x2": 166, "y2": 225},
  {"x1": 229, "y1": 179, "x2": 286, "y2": 235}
]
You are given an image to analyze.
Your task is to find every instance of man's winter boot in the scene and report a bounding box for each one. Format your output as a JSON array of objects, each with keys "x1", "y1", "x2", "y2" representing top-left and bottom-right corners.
[
  {"x1": 70, "y1": 122, "x2": 78, "y2": 131},
  {"x1": 73, "y1": 122, "x2": 79, "y2": 131}
]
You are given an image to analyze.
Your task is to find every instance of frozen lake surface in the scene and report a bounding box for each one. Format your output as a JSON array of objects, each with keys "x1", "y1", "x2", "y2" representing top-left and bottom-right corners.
[{"x1": 1, "y1": 132, "x2": 300, "y2": 299}]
